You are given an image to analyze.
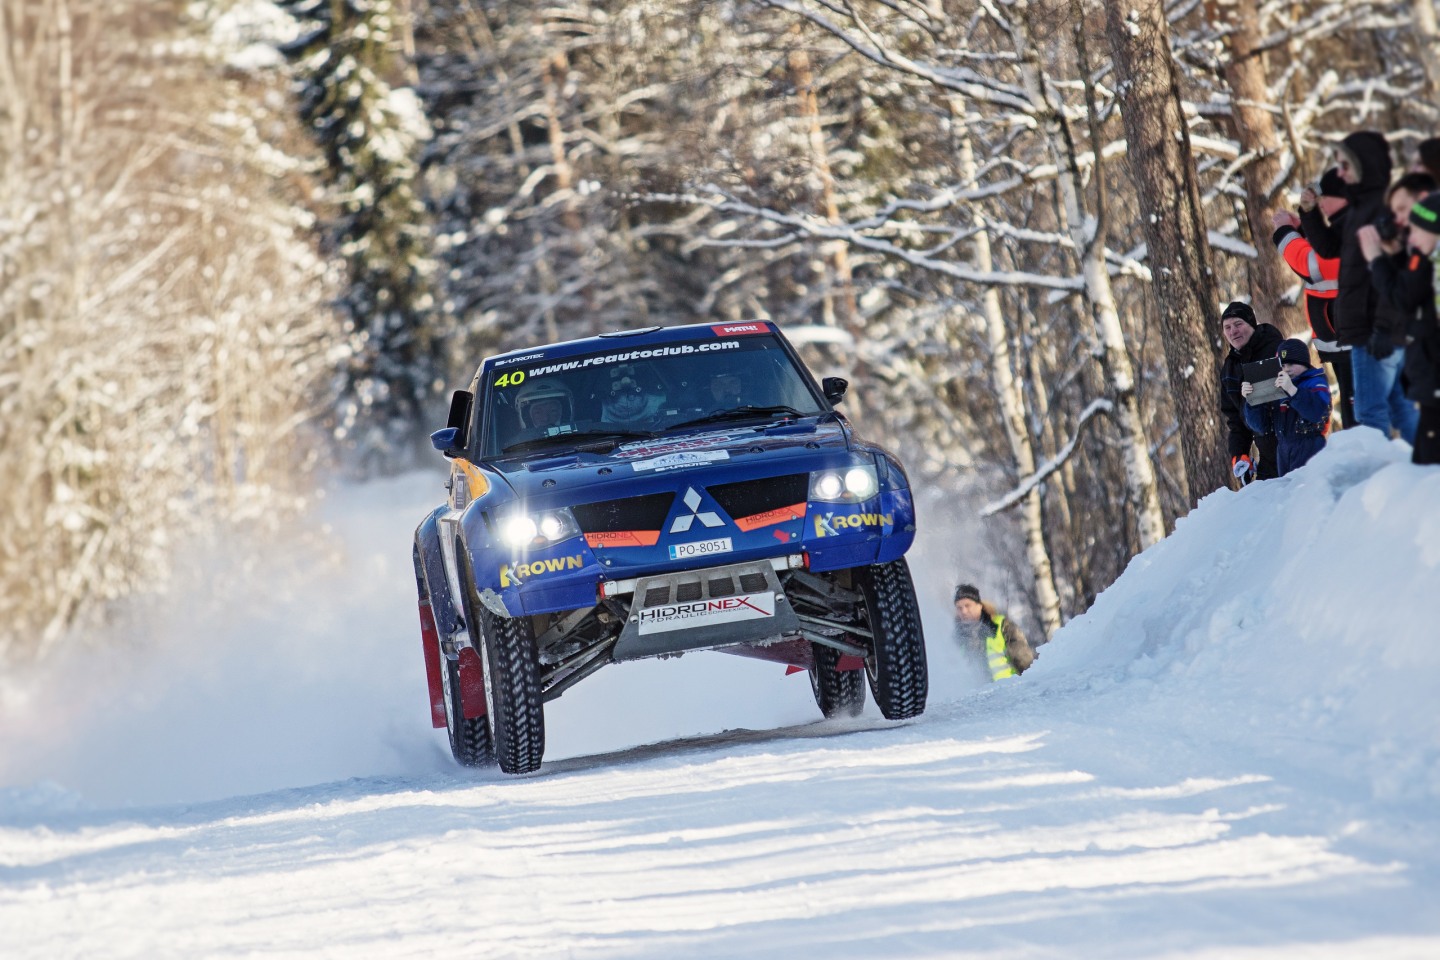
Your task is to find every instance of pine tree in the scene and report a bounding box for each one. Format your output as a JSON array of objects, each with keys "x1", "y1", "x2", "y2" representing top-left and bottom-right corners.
[{"x1": 280, "y1": 0, "x2": 443, "y2": 469}]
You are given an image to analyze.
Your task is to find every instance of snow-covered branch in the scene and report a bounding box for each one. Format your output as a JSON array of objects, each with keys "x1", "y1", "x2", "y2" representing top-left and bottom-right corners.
[{"x1": 980, "y1": 398, "x2": 1115, "y2": 517}]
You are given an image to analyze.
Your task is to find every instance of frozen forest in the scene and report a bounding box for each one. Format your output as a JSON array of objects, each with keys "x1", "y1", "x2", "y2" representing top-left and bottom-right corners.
[{"x1": 3, "y1": 0, "x2": 1437, "y2": 661}]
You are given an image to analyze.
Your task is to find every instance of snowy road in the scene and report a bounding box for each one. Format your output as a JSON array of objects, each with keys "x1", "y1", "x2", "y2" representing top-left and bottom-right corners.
[{"x1": 3, "y1": 431, "x2": 1438, "y2": 958}]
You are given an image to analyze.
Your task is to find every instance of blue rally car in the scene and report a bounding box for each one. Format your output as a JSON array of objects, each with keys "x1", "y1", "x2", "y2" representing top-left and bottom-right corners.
[{"x1": 412, "y1": 321, "x2": 927, "y2": 773}]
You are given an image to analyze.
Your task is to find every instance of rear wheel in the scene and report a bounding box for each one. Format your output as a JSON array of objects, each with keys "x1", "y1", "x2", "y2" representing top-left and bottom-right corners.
[
  {"x1": 857, "y1": 559, "x2": 928, "y2": 720},
  {"x1": 809, "y1": 642, "x2": 866, "y2": 718},
  {"x1": 440, "y1": 649, "x2": 493, "y2": 767}
]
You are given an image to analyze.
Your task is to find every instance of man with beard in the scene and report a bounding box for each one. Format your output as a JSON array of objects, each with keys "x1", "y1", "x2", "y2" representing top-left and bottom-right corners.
[{"x1": 1218, "y1": 300, "x2": 1285, "y2": 482}]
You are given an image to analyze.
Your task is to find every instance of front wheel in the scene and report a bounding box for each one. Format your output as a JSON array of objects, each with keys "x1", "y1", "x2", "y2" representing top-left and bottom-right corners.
[
  {"x1": 809, "y1": 642, "x2": 866, "y2": 718},
  {"x1": 857, "y1": 559, "x2": 928, "y2": 720}
]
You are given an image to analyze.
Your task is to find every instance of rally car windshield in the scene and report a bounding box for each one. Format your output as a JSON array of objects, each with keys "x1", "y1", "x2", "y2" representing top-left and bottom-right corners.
[{"x1": 479, "y1": 334, "x2": 827, "y2": 459}]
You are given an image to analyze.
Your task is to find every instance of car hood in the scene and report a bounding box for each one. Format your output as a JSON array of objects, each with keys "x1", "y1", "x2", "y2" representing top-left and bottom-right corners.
[{"x1": 490, "y1": 417, "x2": 851, "y2": 503}]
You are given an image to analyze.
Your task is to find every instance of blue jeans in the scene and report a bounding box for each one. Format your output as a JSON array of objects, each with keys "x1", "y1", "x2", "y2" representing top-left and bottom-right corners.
[{"x1": 1352, "y1": 344, "x2": 1418, "y2": 444}]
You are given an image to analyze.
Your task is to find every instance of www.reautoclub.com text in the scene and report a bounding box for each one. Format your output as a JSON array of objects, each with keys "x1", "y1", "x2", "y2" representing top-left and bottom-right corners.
[{"x1": 523, "y1": 341, "x2": 740, "y2": 379}]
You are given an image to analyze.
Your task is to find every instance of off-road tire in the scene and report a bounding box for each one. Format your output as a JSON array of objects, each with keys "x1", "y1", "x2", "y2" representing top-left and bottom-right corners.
[
  {"x1": 442, "y1": 651, "x2": 494, "y2": 767},
  {"x1": 857, "y1": 559, "x2": 928, "y2": 720},
  {"x1": 809, "y1": 641, "x2": 866, "y2": 719}
]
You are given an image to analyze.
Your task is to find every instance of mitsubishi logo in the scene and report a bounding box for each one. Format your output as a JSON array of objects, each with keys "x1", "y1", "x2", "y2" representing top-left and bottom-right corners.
[{"x1": 669, "y1": 487, "x2": 724, "y2": 533}]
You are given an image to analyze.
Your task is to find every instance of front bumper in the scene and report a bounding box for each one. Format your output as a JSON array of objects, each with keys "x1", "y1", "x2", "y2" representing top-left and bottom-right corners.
[{"x1": 610, "y1": 557, "x2": 802, "y2": 660}]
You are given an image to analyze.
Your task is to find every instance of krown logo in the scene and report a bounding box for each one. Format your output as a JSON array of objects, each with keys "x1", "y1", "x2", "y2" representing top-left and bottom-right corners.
[
  {"x1": 500, "y1": 554, "x2": 583, "y2": 587},
  {"x1": 814, "y1": 511, "x2": 893, "y2": 538}
]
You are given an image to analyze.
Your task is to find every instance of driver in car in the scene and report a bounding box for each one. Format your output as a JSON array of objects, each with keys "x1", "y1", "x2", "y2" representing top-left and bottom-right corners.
[
  {"x1": 707, "y1": 372, "x2": 742, "y2": 410},
  {"x1": 601, "y1": 364, "x2": 665, "y2": 422},
  {"x1": 515, "y1": 381, "x2": 573, "y2": 434}
]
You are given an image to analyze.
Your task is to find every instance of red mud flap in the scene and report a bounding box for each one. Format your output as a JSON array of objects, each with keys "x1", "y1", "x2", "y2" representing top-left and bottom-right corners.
[
  {"x1": 457, "y1": 646, "x2": 488, "y2": 719},
  {"x1": 419, "y1": 601, "x2": 446, "y2": 728},
  {"x1": 783, "y1": 653, "x2": 866, "y2": 675}
]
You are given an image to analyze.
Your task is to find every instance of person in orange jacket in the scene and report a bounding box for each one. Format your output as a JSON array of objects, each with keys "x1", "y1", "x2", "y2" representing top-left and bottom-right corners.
[{"x1": 1272, "y1": 168, "x2": 1355, "y2": 427}]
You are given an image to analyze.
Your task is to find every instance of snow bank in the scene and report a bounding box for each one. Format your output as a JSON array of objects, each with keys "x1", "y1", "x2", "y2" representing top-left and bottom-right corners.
[{"x1": 1028, "y1": 429, "x2": 1440, "y2": 803}]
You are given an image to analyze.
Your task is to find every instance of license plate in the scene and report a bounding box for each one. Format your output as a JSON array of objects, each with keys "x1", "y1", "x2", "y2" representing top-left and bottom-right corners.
[{"x1": 668, "y1": 537, "x2": 733, "y2": 560}]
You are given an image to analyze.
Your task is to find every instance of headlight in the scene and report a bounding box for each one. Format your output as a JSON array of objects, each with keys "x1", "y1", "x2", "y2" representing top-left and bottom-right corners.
[
  {"x1": 497, "y1": 508, "x2": 581, "y2": 549},
  {"x1": 809, "y1": 464, "x2": 880, "y2": 503}
]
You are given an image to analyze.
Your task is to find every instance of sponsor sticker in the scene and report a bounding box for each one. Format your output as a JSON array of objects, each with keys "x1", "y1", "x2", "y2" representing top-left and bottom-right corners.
[
  {"x1": 633, "y1": 450, "x2": 730, "y2": 473},
  {"x1": 668, "y1": 537, "x2": 733, "y2": 560},
  {"x1": 615, "y1": 430, "x2": 749, "y2": 458},
  {"x1": 637, "y1": 592, "x2": 776, "y2": 635},
  {"x1": 494, "y1": 352, "x2": 545, "y2": 367},
  {"x1": 710, "y1": 322, "x2": 768, "y2": 336},
  {"x1": 813, "y1": 510, "x2": 893, "y2": 538},
  {"x1": 521, "y1": 341, "x2": 741, "y2": 380},
  {"x1": 499, "y1": 554, "x2": 584, "y2": 587},
  {"x1": 734, "y1": 502, "x2": 806, "y2": 532},
  {"x1": 584, "y1": 530, "x2": 660, "y2": 548}
]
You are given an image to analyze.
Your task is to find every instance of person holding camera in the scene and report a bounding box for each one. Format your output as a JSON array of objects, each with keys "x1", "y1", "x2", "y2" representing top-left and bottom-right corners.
[
  {"x1": 1272, "y1": 167, "x2": 1354, "y2": 428},
  {"x1": 1239, "y1": 340, "x2": 1333, "y2": 476},
  {"x1": 1299, "y1": 132, "x2": 1418, "y2": 444},
  {"x1": 1360, "y1": 191, "x2": 1440, "y2": 464}
]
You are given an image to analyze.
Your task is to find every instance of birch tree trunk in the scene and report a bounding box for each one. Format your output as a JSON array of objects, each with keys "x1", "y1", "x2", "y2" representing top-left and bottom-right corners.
[
  {"x1": 1206, "y1": 0, "x2": 1291, "y2": 331},
  {"x1": 1016, "y1": 5, "x2": 1167, "y2": 551},
  {"x1": 1103, "y1": 0, "x2": 1231, "y2": 504},
  {"x1": 953, "y1": 111, "x2": 1063, "y2": 639}
]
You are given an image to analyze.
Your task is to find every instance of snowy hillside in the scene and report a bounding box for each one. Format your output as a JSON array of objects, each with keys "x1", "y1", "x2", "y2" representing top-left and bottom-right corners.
[{"x1": 2, "y1": 430, "x2": 1438, "y2": 958}]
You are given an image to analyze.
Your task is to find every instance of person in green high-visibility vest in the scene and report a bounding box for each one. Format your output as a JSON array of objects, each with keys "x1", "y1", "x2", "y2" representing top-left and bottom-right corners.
[{"x1": 952, "y1": 583, "x2": 1034, "y2": 681}]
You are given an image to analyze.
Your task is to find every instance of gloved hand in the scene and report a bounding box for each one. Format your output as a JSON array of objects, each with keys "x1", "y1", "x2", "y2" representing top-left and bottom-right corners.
[
  {"x1": 1366, "y1": 330, "x2": 1396, "y2": 360},
  {"x1": 1232, "y1": 455, "x2": 1254, "y2": 481}
]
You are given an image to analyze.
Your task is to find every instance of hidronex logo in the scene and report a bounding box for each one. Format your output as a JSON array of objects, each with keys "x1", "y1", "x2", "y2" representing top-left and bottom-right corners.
[{"x1": 636, "y1": 592, "x2": 776, "y2": 635}]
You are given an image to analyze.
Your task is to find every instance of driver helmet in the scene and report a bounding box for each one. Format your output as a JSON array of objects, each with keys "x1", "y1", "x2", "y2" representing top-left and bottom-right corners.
[
  {"x1": 601, "y1": 364, "x2": 661, "y2": 420},
  {"x1": 515, "y1": 380, "x2": 573, "y2": 429}
]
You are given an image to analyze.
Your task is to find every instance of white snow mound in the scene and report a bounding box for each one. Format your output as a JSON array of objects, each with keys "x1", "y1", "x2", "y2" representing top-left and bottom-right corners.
[{"x1": 1027, "y1": 429, "x2": 1440, "y2": 803}]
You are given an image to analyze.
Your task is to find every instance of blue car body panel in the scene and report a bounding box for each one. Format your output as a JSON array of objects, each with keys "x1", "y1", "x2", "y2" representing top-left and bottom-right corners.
[{"x1": 417, "y1": 321, "x2": 916, "y2": 628}]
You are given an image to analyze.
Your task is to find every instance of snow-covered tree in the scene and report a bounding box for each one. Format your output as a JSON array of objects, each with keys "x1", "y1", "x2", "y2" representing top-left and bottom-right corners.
[{"x1": 280, "y1": 0, "x2": 443, "y2": 468}]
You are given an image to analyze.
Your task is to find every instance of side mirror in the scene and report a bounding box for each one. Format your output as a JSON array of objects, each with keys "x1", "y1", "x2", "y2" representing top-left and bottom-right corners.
[
  {"x1": 430, "y1": 427, "x2": 461, "y2": 457},
  {"x1": 822, "y1": 376, "x2": 849, "y2": 404},
  {"x1": 431, "y1": 390, "x2": 473, "y2": 458}
]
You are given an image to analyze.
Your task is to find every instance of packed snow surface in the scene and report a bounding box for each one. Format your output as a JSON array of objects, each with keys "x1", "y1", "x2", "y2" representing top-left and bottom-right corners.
[{"x1": 2, "y1": 429, "x2": 1438, "y2": 958}]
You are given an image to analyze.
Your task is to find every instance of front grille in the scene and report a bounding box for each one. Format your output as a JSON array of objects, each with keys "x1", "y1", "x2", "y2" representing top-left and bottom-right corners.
[
  {"x1": 708, "y1": 473, "x2": 809, "y2": 519},
  {"x1": 573, "y1": 492, "x2": 675, "y2": 533}
]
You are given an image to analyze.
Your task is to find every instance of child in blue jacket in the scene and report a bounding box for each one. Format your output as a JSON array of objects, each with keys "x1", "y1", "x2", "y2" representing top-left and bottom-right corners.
[{"x1": 1240, "y1": 339, "x2": 1332, "y2": 476}]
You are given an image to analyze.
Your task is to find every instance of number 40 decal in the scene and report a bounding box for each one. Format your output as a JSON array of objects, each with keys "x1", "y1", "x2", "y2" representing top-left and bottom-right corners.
[{"x1": 495, "y1": 371, "x2": 527, "y2": 388}]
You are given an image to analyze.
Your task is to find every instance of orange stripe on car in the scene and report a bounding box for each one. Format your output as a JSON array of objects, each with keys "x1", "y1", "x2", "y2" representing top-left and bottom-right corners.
[
  {"x1": 584, "y1": 530, "x2": 661, "y2": 548},
  {"x1": 734, "y1": 502, "x2": 807, "y2": 532}
]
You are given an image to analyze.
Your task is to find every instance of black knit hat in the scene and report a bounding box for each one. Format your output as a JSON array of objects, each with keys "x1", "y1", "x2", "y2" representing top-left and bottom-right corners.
[
  {"x1": 1318, "y1": 168, "x2": 1347, "y2": 199},
  {"x1": 1221, "y1": 301, "x2": 1257, "y2": 328},
  {"x1": 1410, "y1": 192, "x2": 1440, "y2": 236},
  {"x1": 1277, "y1": 339, "x2": 1314, "y2": 368},
  {"x1": 954, "y1": 583, "x2": 981, "y2": 604}
]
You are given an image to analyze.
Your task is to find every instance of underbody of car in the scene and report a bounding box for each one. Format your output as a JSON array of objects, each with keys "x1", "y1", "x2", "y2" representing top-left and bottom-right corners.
[{"x1": 413, "y1": 321, "x2": 928, "y2": 773}]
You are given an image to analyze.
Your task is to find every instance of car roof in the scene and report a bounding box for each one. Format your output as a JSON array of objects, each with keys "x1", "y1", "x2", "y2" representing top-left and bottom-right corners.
[{"x1": 476, "y1": 320, "x2": 781, "y2": 379}]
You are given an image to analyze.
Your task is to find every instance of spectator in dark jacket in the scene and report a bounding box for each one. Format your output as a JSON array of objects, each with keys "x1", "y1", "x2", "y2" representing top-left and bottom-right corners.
[
  {"x1": 1219, "y1": 301, "x2": 1284, "y2": 481},
  {"x1": 1362, "y1": 191, "x2": 1440, "y2": 464},
  {"x1": 1299, "y1": 132, "x2": 1418, "y2": 442},
  {"x1": 1240, "y1": 339, "x2": 1332, "y2": 476},
  {"x1": 1272, "y1": 167, "x2": 1354, "y2": 427},
  {"x1": 952, "y1": 583, "x2": 1033, "y2": 682}
]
